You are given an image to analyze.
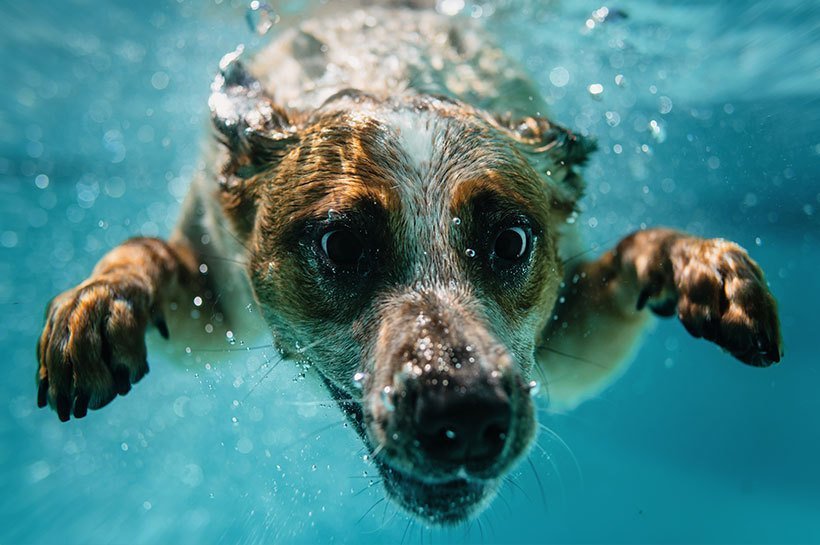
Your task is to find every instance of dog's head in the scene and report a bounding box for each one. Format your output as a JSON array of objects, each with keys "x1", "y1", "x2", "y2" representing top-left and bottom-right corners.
[{"x1": 210, "y1": 53, "x2": 592, "y2": 524}]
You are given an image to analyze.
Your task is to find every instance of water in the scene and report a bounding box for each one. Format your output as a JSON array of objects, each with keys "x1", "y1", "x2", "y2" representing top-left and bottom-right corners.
[{"x1": 1, "y1": 0, "x2": 818, "y2": 543}]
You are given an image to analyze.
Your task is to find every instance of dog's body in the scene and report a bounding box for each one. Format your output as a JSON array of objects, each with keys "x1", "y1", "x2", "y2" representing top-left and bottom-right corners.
[{"x1": 36, "y1": 5, "x2": 782, "y2": 524}]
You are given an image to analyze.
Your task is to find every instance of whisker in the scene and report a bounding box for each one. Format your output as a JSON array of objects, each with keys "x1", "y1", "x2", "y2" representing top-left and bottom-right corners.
[
  {"x1": 198, "y1": 252, "x2": 249, "y2": 267},
  {"x1": 561, "y1": 233, "x2": 623, "y2": 267},
  {"x1": 503, "y1": 474, "x2": 533, "y2": 503},
  {"x1": 495, "y1": 488, "x2": 513, "y2": 517},
  {"x1": 527, "y1": 455, "x2": 549, "y2": 512},
  {"x1": 281, "y1": 399, "x2": 363, "y2": 407},
  {"x1": 241, "y1": 356, "x2": 284, "y2": 402},
  {"x1": 400, "y1": 518, "x2": 414, "y2": 545},
  {"x1": 484, "y1": 511, "x2": 496, "y2": 540},
  {"x1": 537, "y1": 422, "x2": 584, "y2": 490},
  {"x1": 295, "y1": 336, "x2": 325, "y2": 354},
  {"x1": 353, "y1": 481, "x2": 382, "y2": 497},
  {"x1": 370, "y1": 440, "x2": 386, "y2": 460},
  {"x1": 215, "y1": 219, "x2": 254, "y2": 255},
  {"x1": 356, "y1": 497, "x2": 386, "y2": 525},
  {"x1": 279, "y1": 419, "x2": 347, "y2": 452},
  {"x1": 536, "y1": 344, "x2": 608, "y2": 370},
  {"x1": 189, "y1": 343, "x2": 276, "y2": 353},
  {"x1": 530, "y1": 438, "x2": 566, "y2": 505}
]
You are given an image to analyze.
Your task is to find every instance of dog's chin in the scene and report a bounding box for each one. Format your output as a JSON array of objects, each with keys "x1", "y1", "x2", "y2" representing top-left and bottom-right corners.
[{"x1": 375, "y1": 460, "x2": 498, "y2": 525}]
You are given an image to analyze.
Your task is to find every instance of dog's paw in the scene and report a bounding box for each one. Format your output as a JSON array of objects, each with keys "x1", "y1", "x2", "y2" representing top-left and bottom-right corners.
[
  {"x1": 619, "y1": 229, "x2": 782, "y2": 367},
  {"x1": 36, "y1": 275, "x2": 167, "y2": 421}
]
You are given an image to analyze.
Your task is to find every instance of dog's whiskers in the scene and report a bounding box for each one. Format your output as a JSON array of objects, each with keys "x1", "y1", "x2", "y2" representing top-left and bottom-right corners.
[
  {"x1": 369, "y1": 440, "x2": 387, "y2": 460},
  {"x1": 495, "y1": 487, "x2": 513, "y2": 517},
  {"x1": 198, "y1": 252, "x2": 248, "y2": 267},
  {"x1": 189, "y1": 343, "x2": 276, "y2": 353},
  {"x1": 530, "y1": 438, "x2": 566, "y2": 505},
  {"x1": 535, "y1": 344, "x2": 608, "y2": 370},
  {"x1": 241, "y1": 354, "x2": 284, "y2": 402},
  {"x1": 400, "y1": 517, "x2": 414, "y2": 545},
  {"x1": 502, "y1": 474, "x2": 533, "y2": 503},
  {"x1": 536, "y1": 422, "x2": 584, "y2": 489},
  {"x1": 294, "y1": 336, "x2": 324, "y2": 354},
  {"x1": 279, "y1": 418, "x2": 347, "y2": 453},
  {"x1": 561, "y1": 233, "x2": 624, "y2": 267},
  {"x1": 353, "y1": 480, "x2": 383, "y2": 497},
  {"x1": 526, "y1": 455, "x2": 549, "y2": 513},
  {"x1": 215, "y1": 218, "x2": 255, "y2": 255},
  {"x1": 356, "y1": 496, "x2": 387, "y2": 525},
  {"x1": 280, "y1": 398, "x2": 363, "y2": 407}
]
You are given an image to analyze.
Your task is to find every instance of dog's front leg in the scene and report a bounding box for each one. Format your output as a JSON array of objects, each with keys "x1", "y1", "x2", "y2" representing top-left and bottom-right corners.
[
  {"x1": 537, "y1": 228, "x2": 782, "y2": 410},
  {"x1": 36, "y1": 237, "x2": 200, "y2": 421}
]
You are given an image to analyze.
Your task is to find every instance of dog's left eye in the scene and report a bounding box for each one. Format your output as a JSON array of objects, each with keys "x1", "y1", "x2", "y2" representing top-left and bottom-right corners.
[
  {"x1": 493, "y1": 226, "x2": 530, "y2": 262},
  {"x1": 321, "y1": 229, "x2": 364, "y2": 268}
]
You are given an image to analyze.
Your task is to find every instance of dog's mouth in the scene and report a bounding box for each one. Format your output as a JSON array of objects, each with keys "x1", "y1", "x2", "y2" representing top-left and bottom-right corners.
[
  {"x1": 375, "y1": 459, "x2": 497, "y2": 524},
  {"x1": 321, "y1": 372, "x2": 533, "y2": 525}
]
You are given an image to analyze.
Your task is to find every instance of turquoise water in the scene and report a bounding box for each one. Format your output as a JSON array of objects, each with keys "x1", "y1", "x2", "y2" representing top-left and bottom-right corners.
[{"x1": 1, "y1": 1, "x2": 818, "y2": 543}]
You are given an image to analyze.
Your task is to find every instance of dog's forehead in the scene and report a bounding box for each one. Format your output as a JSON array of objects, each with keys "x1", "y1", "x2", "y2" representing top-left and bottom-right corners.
[{"x1": 300, "y1": 100, "x2": 550, "y2": 221}]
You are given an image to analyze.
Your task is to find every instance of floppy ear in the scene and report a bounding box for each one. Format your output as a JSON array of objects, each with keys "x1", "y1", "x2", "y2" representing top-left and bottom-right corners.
[
  {"x1": 208, "y1": 46, "x2": 300, "y2": 188},
  {"x1": 208, "y1": 47, "x2": 301, "y2": 236},
  {"x1": 500, "y1": 115, "x2": 597, "y2": 214}
]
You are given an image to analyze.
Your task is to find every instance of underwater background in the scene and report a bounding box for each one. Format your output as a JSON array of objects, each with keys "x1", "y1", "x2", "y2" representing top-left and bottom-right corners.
[{"x1": 1, "y1": 0, "x2": 818, "y2": 543}]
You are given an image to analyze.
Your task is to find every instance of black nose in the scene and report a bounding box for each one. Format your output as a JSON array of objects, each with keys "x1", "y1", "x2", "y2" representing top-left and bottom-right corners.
[{"x1": 414, "y1": 383, "x2": 511, "y2": 471}]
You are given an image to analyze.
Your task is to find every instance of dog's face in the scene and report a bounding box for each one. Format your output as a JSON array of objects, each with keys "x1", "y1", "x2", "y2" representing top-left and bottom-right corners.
[{"x1": 211, "y1": 58, "x2": 590, "y2": 524}]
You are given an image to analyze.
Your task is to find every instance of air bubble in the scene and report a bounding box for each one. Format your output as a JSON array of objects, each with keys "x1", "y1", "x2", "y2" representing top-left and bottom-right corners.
[
  {"x1": 528, "y1": 380, "x2": 541, "y2": 397},
  {"x1": 246, "y1": 1, "x2": 280, "y2": 36},
  {"x1": 444, "y1": 429, "x2": 456, "y2": 440},
  {"x1": 588, "y1": 83, "x2": 604, "y2": 98},
  {"x1": 549, "y1": 66, "x2": 570, "y2": 88},
  {"x1": 381, "y1": 386, "x2": 395, "y2": 412},
  {"x1": 352, "y1": 372, "x2": 366, "y2": 389},
  {"x1": 465, "y1": 248, "x2": 476, "y2": 258},
  {"x1": 649, "y1": 119, "x2": 666, "y2": 143},
  {"x1": 452, "y1": 217, "x2": 461, "y2": 225}
]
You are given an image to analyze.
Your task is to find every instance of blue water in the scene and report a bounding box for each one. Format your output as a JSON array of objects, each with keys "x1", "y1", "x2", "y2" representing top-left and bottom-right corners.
[{"x1": 1, "y1": 1, "x2": 818, "y2": 543}]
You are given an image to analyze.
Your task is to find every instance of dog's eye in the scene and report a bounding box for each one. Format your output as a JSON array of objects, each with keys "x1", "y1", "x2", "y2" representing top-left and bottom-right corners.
[
  {"x1": 321, "y1": 229, "x2": 364, "y2": 267},
  {"x1": 493, "y1": 226, "x2": 529, "y2": 262}
]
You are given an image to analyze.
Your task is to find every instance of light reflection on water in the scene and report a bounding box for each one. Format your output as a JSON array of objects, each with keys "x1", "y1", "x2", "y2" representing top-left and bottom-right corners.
[{"x1": 0, "y1": 1, "x2": 818, "y2": 543}]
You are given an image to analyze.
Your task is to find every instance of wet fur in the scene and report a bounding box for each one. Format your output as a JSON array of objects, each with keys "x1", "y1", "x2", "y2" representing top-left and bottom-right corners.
[{"x1": 36, "y1": 5, "x2": 782, "y2": 525}]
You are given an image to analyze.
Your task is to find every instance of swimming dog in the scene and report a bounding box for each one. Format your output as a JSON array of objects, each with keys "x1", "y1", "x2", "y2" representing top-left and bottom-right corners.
[{"x1": 36, "y1": 4, "x2": 782, "y2": 524}]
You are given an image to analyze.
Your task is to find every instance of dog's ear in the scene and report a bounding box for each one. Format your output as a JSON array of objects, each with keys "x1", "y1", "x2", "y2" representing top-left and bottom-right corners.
[
  {"x1": 501, "y1": 115, "x2": 596, "y2": 214},
  {"x1": 209, "y1": 47, "x2": 301, "y2": 237},
  {"x1": 209, "y1": 46, "x2": 300, "y2": 187}
]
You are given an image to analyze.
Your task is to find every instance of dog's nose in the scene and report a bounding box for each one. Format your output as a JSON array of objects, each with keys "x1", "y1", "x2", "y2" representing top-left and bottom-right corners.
[{"x1": 414, "y1": 382, "x2": 511, "y2": 471}]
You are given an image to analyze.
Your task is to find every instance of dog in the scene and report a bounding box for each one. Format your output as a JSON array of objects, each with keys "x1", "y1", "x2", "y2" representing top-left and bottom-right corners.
[{"x1": 35, "y1": 3, "x2": 782, "y2": 525}]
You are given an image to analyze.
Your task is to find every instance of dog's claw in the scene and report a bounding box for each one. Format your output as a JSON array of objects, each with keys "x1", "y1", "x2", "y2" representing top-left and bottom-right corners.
[
  {"x1": 73, "y1": 391, "x2": 89, "y2": 419},
  {"x1": 56, "y1": 393, "x2": 71, "y2": 422},
  {"x1": 112, "y1": 366, "x2": 132, "y2": 396},
  {"x1": 636, "y1": 288, "x2": 651, "y2": 311},
  {"x1": 154, "y1": 316, "x2": 169, "y2": 340},
  {"x1": 37, "y1": 378, "x2": 48, "y2": 408}
]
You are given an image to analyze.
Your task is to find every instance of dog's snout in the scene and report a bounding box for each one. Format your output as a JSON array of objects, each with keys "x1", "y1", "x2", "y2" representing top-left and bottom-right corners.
[{"x1": 413, "y1": 377, "x2": 511, "y2": 471}]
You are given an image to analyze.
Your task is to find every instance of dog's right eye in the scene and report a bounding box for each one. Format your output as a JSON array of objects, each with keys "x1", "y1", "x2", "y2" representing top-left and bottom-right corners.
[{"x1": 320, "y1": 229, "x2": 364, "y2": 268}]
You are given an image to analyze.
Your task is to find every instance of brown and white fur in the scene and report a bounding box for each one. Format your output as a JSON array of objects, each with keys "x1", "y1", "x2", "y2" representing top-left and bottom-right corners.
[{"x1": 36, "y1": 5, "x2": 782, "y2": 525}]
